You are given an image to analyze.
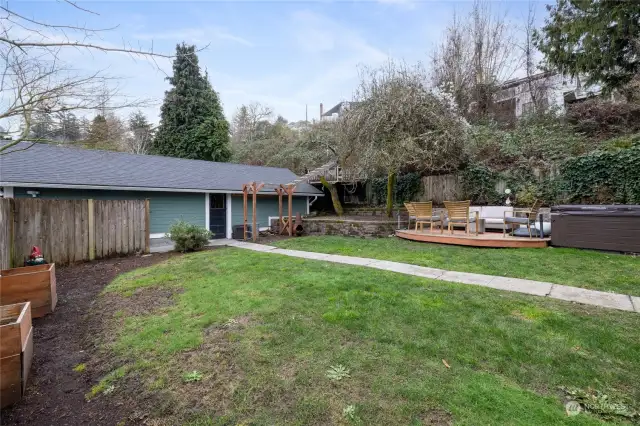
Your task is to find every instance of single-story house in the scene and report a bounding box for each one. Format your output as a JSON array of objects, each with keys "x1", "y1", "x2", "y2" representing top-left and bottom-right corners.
[{"x1": 0, "y1": 142, "x2": 323, "y2": 239}]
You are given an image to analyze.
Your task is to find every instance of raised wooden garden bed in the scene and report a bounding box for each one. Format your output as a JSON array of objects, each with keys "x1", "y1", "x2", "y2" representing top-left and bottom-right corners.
[
  {"x1": 0, "y1": 302, "x2": 34, "y2": 408},
  {"x1": 0, "y1": 263, "x2": 57, "y2": 318}
]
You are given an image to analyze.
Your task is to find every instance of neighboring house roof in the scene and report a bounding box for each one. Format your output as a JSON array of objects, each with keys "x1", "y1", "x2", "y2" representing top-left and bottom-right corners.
[
  {"x1": 0, "y1": 142, "x2": 323, "y2": 195},
  {"x1": 322, "y1": 102, "x2": 346, "y2": 117},
  {"x1": 498, "y1": 71, "x2": 556, "y2": 90},
  {"x1": 322, "y1": 101, "x2": 361, "y2": 117}
]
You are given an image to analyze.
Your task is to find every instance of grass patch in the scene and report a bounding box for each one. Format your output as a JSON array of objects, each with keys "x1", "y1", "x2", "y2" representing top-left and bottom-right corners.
[
  {"x1": 182, "y1": 370, "x2": 203, "y2": 383},
  {"x1": 101, "y1": 248, "x2": 640, "y2": 424},
  {"x1": 73, "y1": 363, "x2": 86, "y2": 373},
  {"x1": 85, "y1": 365, "x2": 128, "y2": 401},
  {"x1": 274, "y1": 236, "x2": 640, "y2": 295}
]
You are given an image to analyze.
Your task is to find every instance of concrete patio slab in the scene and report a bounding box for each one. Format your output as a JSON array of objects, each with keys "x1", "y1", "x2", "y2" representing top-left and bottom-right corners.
[
  {"x1": 630, "y1": 296, "x2": 640, "y2": 313},
  {"x1": 487, "y1": 277, "x2": 553, "y2": 297},
  {"x1": 548, "y1": 285, "x2": 635, "y2": 312},
  {"x1": 150, "y1": 245, "x2": 173, "y2": 253},
  {"x1": 207, "y1": 239, "x2": 232, "y2": 247}
]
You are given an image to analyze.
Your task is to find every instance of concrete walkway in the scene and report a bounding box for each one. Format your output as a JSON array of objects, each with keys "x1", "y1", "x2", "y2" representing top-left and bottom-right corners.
[
  {"x1": 221, "y1": 240, "x2": 639, "y2": 313},
  {"x1": 150, "y1": 239, "x2": 638, "y2": 313}
]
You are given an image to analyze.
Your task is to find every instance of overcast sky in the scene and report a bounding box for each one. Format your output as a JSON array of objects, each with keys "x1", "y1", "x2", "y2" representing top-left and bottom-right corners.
[{"x1": 12, "y1": 0, "x2": 551, "y2": 124}]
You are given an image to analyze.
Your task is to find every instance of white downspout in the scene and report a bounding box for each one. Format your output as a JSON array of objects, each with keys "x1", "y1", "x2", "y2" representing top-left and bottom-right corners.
[
  {"x1": 226, "y1": 193, "x2": 232, "y2": 239},
  {"x1": 205, "y1": 193, "x2": 210, "y2": 232}
]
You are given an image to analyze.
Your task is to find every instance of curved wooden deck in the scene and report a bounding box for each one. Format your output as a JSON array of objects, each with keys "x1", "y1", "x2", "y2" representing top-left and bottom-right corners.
[{"x1": 396, "y1": 229, "x2": 549, "y2": 248}]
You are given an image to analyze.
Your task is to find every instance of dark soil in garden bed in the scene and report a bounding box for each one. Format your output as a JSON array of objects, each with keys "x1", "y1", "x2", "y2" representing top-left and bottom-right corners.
[{"x1": 0, "y1": 253, "x2": 178, "y2": 426}]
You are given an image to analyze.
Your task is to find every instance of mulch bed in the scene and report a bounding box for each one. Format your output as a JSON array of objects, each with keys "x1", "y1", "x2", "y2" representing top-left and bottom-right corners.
[{"x1": 0, "y1": 252, "x2": 178, "y2": 426}]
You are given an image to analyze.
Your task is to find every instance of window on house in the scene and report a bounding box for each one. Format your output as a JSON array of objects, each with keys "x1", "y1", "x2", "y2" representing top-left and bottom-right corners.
[{"x1": 522, "y1": 101, "x2": 534, "y2": 115}]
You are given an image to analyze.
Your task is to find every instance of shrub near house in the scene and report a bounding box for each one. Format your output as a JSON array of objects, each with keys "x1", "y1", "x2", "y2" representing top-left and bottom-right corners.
[{"x1": 168, "y1": 220, "x2": 211, "y2": 252}]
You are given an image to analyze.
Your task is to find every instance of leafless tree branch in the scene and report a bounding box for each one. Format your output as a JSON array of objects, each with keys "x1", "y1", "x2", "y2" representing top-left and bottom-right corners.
[
  {"x1": 61, "y1": 0, "x2": 100, "y2": 16},
  {"x1": 430, "y1": 0, "x2": 518, "y2": 119},
  {"x1": 0, "y1": 0, "x2": 175, "y2": 154}
]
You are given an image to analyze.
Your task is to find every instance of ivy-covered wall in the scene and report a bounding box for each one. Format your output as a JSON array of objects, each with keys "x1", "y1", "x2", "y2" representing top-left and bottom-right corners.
[
  {"x1": 458, "y1": 144, "x2": 640, "y2": 206},
  {"x1": 562, "y1": 145, "x2": 640, "y2": 204},
  {"x1": 363, "y1": 130, "x2": 640, "y2": 207}
]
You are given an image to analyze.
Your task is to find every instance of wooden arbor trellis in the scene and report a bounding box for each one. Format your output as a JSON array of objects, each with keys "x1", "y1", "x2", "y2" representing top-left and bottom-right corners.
[{"x1": 241, "y1": 182, "x2": 297, "y2": 242}]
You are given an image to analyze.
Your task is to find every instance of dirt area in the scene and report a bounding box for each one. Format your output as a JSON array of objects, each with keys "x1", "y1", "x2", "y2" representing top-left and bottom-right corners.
[
  {"x1": 255, "y1": 233, "x2": 294, "y2": 244},
  {"x1": 0, "y1": 253, "x2": 178, "y2": 426}
]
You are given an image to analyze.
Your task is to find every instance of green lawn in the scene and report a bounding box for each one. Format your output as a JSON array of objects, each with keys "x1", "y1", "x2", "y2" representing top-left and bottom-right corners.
[
  {"x1": 96, "y1": 248, "x2": 640, "y2": 425},
  {"x1": 273, "y1": 236, "x2": 640, "y2": 296}
]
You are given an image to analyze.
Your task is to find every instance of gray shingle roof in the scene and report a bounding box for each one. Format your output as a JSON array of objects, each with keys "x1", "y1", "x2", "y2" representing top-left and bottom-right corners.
[{"x1": 0, "y1": 143, "x2": 322, "y2": 195}]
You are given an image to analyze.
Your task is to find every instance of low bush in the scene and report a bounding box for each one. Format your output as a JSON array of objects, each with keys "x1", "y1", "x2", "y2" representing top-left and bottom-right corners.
[
  {"x1": 567, "y1": 99, "x2": 640, "y2": 141},
  {"x1": 168, "y1": 220, "x2": 211, "y2": 252}
]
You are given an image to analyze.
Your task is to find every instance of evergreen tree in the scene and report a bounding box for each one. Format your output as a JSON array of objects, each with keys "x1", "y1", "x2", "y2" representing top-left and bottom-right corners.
[
  {"x1": 86, "y1": 115, "x2": 109, "y2": 148},
  {"x1": 55, "y1": 112, "x2": 82, "y2": 142},
  {"x1": 152, "y1": 43, "x2": 231, "y2": 161},
  {"x1": 30, "y1": 112, "x2": 55, "y2": 140},
  {"x1": 231, "y1": 105, "x2": 250, "y2": 145},
  {"x1": 535, "y1": 0, "x2": 640, "y2": 96}
]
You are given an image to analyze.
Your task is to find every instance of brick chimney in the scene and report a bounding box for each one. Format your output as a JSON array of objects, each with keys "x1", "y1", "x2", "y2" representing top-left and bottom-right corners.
[{"x1": 320, "y1": 103, "x2": 324, "y2": 120}]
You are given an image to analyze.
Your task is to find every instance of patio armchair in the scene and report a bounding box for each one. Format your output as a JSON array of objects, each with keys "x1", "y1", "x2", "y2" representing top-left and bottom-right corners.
[
  {"x1": 503, "y1": 199, "x2": 544, "y2": 238},
  {"x1": 413, "y1": 202, "x2": 442, "y2": 233},
  {"x1": 404, "y1": 202, "x2": 417, "y2": 230},
  {"x1": 443, "y1": 200, "x2": 479, "y2": 235}
]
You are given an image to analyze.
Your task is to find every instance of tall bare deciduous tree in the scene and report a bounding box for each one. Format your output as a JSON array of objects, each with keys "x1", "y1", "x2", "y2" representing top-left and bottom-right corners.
[
  {"x1": 0, "y1": 1, "x2": 172, "y2": 154},
  {"x1": 517, "y1": 2, "x2": 552, "y2": 114},
  {"x1": 231, "y1": 102, "x2": 273, "y2": 145},
  {"x1": 430, "y1": 11, "x2": 475, "y2": 116},
  {"x1": 340, "y1": 61, "x2": 468, "y2": 217},
  {"x1": 430, "y1": 0, "x2": 517, "y2": 119}
]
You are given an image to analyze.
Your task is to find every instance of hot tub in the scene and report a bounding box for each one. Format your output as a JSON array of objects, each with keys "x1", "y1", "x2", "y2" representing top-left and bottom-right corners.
[{"x1": 551, "y1": 205, "x2": 640, "y2": 252}]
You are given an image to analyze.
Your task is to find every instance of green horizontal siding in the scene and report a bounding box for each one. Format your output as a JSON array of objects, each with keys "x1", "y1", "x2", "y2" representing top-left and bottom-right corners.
[
  {"x1": 231, "y1": 195, "x2": 307, "y2": 228},
  {"x1": 13, "y1": 187, "x2": 205, "y2": 234}
]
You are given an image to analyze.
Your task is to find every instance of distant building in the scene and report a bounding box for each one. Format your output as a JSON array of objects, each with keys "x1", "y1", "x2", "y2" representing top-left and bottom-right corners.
[
  {"x1": 320, "y1": 101, "x2": 360, "y2": 120},
  {"x1": 493, "y1": 72, "x2": 602, "y2": 120}
]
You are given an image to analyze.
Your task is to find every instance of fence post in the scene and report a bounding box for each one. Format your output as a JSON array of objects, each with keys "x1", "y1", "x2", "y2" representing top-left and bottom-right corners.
[
  {"x1": 9, "y1": 198, "x2": 15, "y2": 268},
  {"x1": 144, "y1": 199, "x2": 150, "y2": 253},
  {"x1": 88, "y1": 199, "x2": 95, "y2": 261}
]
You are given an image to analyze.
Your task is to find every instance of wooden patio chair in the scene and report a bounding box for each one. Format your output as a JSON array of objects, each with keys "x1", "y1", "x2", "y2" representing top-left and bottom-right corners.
[
  {"x1": 443, "y1": 200, "x2": 479, "y2": 235},
  {"x1": 404, "y1": 202, "x2": 417, "y2": 230},
  {"x1": 503, "y1": 199, "x2": 544, "y2": 238},
  {"x1": 413, "y1": 202, "x2": 442, "y2": 233}
]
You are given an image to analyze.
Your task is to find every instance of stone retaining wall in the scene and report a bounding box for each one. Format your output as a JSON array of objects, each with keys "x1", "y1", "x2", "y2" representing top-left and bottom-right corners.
[
  {"x1": 343, "y1": 207, "x2": 408, "y2": 219},
  {"x1": 301, "y1": 218, "x2": 407, "y2": 238}
]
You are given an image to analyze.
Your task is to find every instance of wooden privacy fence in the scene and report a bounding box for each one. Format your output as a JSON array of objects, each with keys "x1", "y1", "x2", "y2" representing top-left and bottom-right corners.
[
  {"x1": 0, "y1": 199, "x2": 149, "y2": 268},
  {"x1": 0, "y1": 200, "x2": 10, "y2": 270},
  {"x1": 417, "y1": 175, "x2": 462, "y2": 205}
]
